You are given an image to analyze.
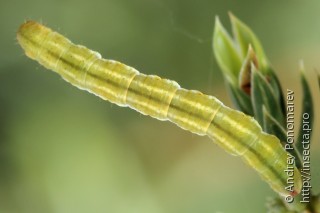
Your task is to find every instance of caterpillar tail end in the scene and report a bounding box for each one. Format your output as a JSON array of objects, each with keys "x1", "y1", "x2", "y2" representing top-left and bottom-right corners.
[
  {"x1": 277, "y1": 167, "x2": 302, "y2": 198},
  {"x1": 291, "y1": 167, "x2": 302, "y2": 197}
]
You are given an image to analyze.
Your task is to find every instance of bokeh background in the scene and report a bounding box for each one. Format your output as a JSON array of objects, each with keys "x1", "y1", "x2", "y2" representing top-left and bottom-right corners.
[{"x1": 0, "y1": 0, "x2": 319, "y2": 212}]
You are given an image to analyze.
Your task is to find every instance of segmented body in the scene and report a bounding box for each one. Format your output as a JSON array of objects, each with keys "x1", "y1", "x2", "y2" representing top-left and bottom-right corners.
[{"x1": 17, "y1": 21, "x2": 301, "y2": 196}]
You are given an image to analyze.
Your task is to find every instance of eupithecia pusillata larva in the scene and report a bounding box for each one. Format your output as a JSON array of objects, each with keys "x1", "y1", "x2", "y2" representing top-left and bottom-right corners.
[{"x1": 17, "y1": 21, "x2": 302, "y2": 196}]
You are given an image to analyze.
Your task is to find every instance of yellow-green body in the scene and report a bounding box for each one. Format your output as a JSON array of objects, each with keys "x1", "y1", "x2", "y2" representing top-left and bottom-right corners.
[{"x1": 17, "y1": 21, "x2": 302, "y2": 196}]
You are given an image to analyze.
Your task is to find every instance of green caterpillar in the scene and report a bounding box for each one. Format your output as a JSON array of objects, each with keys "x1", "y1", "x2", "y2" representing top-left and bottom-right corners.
[{"x1": 17, "y1": 21, "x2": 301, "y2": 196}]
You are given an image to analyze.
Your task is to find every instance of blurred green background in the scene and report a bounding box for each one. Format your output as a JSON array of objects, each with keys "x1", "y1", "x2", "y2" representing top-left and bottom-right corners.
[{"x1": 0, "y1": 0, "x2": 319, "y2": 212}]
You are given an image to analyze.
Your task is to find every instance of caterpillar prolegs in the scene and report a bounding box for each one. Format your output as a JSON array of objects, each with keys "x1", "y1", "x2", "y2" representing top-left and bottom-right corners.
[{"x1": 17, "y1": 21, "x2": 302, "y2": 196}]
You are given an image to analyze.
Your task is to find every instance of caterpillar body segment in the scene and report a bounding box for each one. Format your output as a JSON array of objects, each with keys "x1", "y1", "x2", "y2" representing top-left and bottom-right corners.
[{"x1": 17, "y1": 21, "x2": 302, "y2": 196}]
